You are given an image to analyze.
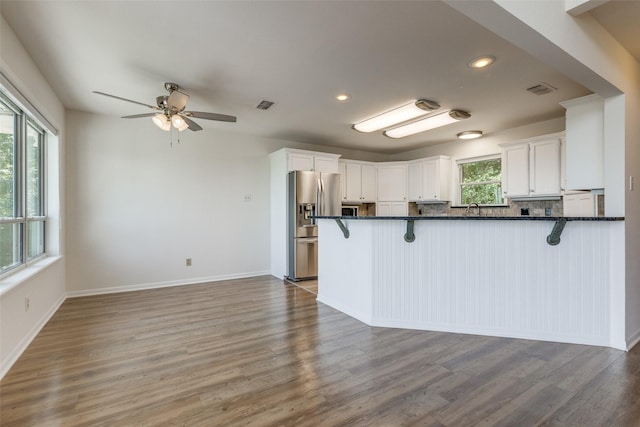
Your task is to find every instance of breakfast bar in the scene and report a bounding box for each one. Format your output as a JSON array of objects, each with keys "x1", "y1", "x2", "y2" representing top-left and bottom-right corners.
[{"x1": 316, "y1": 216, "x2": 626, "y2": 350}]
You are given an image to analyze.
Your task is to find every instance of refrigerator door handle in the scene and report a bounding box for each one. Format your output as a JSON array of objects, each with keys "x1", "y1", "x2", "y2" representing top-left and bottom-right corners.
[{"x1": 317, "y1": 177, "x2": 324, "y2": 218}]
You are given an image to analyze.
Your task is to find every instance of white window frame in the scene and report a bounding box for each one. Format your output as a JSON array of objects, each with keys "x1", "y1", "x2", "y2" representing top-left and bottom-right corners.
[
  {"x1": 455, "y1": 154, "x2": 505, "y2": 206},
  {"x1": 0, "y1": 91, "x2": 47, "y2": 277}
]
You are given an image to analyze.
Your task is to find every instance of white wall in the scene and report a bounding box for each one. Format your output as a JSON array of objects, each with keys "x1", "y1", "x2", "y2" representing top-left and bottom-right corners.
[
  {"x1": 0, "y1": 15, "x2": 66, "y2": 377},
  {"x1": 65, "y1": 110, "x2": 384, "y2": 295}
]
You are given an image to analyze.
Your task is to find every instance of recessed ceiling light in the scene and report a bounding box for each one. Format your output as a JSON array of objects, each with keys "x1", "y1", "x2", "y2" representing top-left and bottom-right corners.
[
  {"x1": 468, "y1": 55, "x2": 495, "y2": 69},
  {"x1": 457, "y1": 130, "x2": 483, "y2": 140},
  {"x1": 336, "y1": 93, "x2": 351, "y2": 101}
]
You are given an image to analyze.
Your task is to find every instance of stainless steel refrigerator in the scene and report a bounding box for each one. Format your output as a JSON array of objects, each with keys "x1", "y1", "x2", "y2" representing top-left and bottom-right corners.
[{"x1": 287, "y1": 170, "x2": 341, "y2": 281}]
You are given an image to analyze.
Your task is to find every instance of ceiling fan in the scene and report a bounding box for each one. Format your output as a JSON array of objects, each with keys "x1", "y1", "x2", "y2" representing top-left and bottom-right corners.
[{"x1": 93, "y1": 82, "x2": 237, "y2": 132}]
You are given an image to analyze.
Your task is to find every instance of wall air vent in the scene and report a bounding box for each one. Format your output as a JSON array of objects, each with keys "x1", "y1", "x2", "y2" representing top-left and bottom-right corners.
[
  {"x1": 256, "y1": 100, "x2": 275, "y2": 110},
  {"x1": 526, "y1": 82, "x2": 557, "y2": 95}
]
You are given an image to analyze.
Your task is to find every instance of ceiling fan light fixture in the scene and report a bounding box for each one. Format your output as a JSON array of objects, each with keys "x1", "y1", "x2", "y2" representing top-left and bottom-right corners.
[
  {"x1": 384, "y1": 110, "x2": 471, "y2": 139},
  {"x1": 353, "y1": 99, "x2": 441, "y2": 133},
  {"x1": 152, "y1": 114, "x2": 171, "y2": 131},
  {"x1": 171, "y1": 114, "x2": 189, "y2": 131},
  {"x1": 457, "y1": 130, "x2": 483, "y2": 140}
]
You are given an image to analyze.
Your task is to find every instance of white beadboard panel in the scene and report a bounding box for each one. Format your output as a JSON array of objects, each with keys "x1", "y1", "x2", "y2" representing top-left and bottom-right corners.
[
  {"x1": 318, "y1": 219, "x2": 621, "y2": 348},
  {"x1": 317, "y1": 220, "x2": 374, "y2": 324}
]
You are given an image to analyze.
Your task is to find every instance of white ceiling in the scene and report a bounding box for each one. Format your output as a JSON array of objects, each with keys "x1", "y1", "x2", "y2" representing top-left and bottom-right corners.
[{"x1": 1, "y1": 1, "x2": 636, "y2": 154}]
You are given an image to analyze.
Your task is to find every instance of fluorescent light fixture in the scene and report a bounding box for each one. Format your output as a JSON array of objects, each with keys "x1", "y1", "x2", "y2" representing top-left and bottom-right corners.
[
  {"x1": 353, "y1": 99, "x2": 440, "y2": 133},
  {"x1": 468, "y1": 55, "x2": 495, "y2": 69},
  {"x1": 152, "y1": 114, "x2": 171, "y2": 131},
  {"x1": 384, "y1": 110, "x2": 471, "y2": 139},
  {"x1": 457, "y1": 130, "x2": 483, "y2": 140},
  {"x1": 171, "y1": 114, "x2": 189, "y2": 132}
]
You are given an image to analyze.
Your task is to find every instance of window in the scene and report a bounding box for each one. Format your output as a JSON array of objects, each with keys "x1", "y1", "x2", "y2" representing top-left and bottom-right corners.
[
  {"x1": 458, "y1": 156, "x2": 503, "y2": 205},
  {"x1": 0, "y1": 92, "x2": 46, "y2": 274}
]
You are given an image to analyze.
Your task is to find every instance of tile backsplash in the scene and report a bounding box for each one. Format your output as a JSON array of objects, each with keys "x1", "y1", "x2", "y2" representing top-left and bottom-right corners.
[
  {"x1": 349, "y1": 195, "x2": 604, "y2": 217},
  {"x1": 409, "y1": 199, "x2": 564, "y2": 217}
]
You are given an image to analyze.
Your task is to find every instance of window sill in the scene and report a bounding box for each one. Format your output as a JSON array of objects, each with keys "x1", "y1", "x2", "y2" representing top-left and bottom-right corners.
[{"x1": 0, "y1": 256, "x2": 63, "y2": 297}]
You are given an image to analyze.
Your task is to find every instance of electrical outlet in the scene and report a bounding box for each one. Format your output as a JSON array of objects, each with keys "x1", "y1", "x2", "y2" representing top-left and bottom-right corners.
[
  {"x1": 186, "y1": 258, "x2": 192, "y2": 267},
  {"x1": 243, "y1": 194, "x2": 252, "y2": 202},
  {"x1": 630, "y1": 176, "x2": 635, "y2": 191},
  {"x1": 25, "y1": 296, "x2": 30, "y2": 312}
]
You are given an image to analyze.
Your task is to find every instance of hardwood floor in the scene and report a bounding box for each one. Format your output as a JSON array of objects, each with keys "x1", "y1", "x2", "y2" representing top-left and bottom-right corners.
[
  {"x1": 2, "y1": 275, "x2": 639, "y2": 426},
  {"x1": 288, "y1": 278, "x2": 318, "y2": 295}
]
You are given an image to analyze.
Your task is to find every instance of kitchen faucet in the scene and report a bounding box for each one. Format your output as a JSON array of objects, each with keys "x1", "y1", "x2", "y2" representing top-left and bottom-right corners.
[{"x1": 466, "y1": 202, "x2": 480, "y2": 216}]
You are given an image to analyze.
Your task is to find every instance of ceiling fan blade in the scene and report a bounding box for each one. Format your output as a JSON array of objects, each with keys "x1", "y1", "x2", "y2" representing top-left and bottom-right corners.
[
  {"x1": 93, "y1": 91, "x2": 159, "y2": 110},
  {"x1": 184, "y1": 111, "x2": 237, "y2": 123},
  {"x1": 182, "y1": 116, "x2": 203, "y2": 131},
  {"x1": 168, "y1": 90, "x2": 189, "y2": 111},
  {"x1": 122, "y1": 113, "x2": 158, "y2": 119}
]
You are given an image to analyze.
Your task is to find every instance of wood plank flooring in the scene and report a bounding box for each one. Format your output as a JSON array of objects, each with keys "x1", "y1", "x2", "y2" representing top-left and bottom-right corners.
[{"x1": 1, "y1": 275, "x2": 639, "y2": 426}]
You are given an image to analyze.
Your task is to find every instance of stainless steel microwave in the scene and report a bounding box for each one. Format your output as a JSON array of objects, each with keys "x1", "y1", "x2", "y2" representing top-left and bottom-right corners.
[{"x1": 341, "y1": 206, "x2": 359, "y2": 216}]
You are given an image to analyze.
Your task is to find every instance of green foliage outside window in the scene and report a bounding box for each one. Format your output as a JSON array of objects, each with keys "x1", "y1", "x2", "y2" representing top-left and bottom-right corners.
[
  {"x1": 0, "y1": 96, "x2": 46, "y2": 273},
  {"x1": 0, "y1": 114, "x2": 14, "y2": 218},
  {"x1": 1, "y1": 115, "x2": 17, "y2": 271},
  {"x1": 460, "y1": 158, "x2": 503, "y2": 205}
]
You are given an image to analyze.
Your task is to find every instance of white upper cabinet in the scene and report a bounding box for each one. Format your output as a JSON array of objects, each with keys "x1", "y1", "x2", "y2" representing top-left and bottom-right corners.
[
  {"x1": 342, "y1": 161, "x2": 376, "y2": 203},
  {"x1": 530, "y1": 138, "x2": 563, "y2": 196},
  {"x1": 377, "y1": 163, "x2": 408, "y2": 202},
  {"x1": 287, "y1": 152, "x2": 315, "y2": 172},
  {"x1": 339, "y1": 161, "x2": 347, "y2": 201},
  {"x1": 560, "y1": 94, "x2": 604, "y2": 190},
  {"x1": 501, "y1": 133, "x2": 563, "y2": 199},
  {"x1": 502, "y1": 144, "x2": 530, "y2": 198},
  {"x1": 285, "y1": 149, "x2": 341, "y2": 173},
  {"x1": 313, "y1": 156, "x2": 341, "y2": 173},
  {"x1": 408, "y1": 156, "x2": 451, "y2": 202}
]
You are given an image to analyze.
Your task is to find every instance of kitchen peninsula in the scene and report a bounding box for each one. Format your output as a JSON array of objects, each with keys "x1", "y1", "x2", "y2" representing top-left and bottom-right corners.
[{"x1": 316, "y1": 215, "x2": 626, "y2": 350}]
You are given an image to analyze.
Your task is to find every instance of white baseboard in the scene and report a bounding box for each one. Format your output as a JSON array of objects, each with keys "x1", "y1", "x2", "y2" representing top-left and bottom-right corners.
[
  {"x1": 65, "y1": 270, "x2": 272, "y2": 298},
  {"x1": 626, "y1": 328, "x2": 640, "y2": 351},
  {"x1": 369, "y1": 318, "x2": 611, "y2": 348},
  {"x1": 316, "y1": 294, "x2": 373, "y2": 325},
  {"x1": 1, "y1": 294, "x2": 66, "y2": 380}
]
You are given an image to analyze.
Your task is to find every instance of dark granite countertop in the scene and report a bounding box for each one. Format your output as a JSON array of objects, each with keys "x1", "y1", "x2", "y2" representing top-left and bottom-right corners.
[{"x1": 315, "y1": 215, "x2": 624, "y2": 221}]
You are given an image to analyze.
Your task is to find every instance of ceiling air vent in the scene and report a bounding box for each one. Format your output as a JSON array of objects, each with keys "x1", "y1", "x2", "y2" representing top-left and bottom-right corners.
[
  {"x1": 526, "y1": 82, "x2": 557, "y2": 95},
  {"x1": 256, "y1": 100, "x2": 274, "y2": 110}
]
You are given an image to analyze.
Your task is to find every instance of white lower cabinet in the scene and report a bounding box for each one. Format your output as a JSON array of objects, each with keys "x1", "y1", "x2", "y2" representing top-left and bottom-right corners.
[
  {"x1": 564, "y1": 192, "x2": 598, "y2": 217},
  {"x1": 376, "y1": 201, "x2": 408, "y2": 217}
]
